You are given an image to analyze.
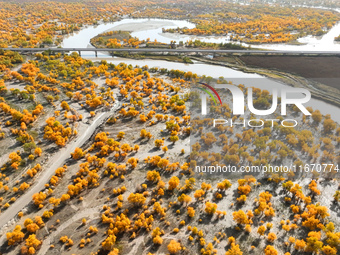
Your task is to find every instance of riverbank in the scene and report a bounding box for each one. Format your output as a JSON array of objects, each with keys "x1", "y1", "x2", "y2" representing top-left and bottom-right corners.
[
  {"x1": 195, "y1": 55, "x2": 340, "y2": 109},
  {"x1": 59, "y1": 16, "x2": 340, "y2": 122},
  {"x1": 90, "y1": 51, "x2": 340, "y2": 110},
  {"x1": 114, "y1": 53, "x2": 194, "y2": 63},
  {"x1": 238, "y1": 55, "x2": 340, "y2": 106}
]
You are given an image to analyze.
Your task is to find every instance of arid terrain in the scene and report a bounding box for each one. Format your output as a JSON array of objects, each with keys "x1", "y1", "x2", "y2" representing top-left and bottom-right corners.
[{"x1": 1, "y1": 1, "x2": 340, "y2": 255}]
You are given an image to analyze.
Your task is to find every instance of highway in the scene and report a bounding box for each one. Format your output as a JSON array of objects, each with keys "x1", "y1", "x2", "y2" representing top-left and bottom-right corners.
[{"x1": 2, "y1": 47, "x2": 340, "y2": 55}]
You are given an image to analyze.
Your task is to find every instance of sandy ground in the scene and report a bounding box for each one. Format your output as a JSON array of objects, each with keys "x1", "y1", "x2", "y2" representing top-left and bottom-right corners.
[
  {"x1": 2, "y1": 53, "x2": 340, "y2": 255},
  {"x1": 0, "y1": 75, "x2": 119, "y2": 234},
  {"x1": 104, "y1": 20, "x2": 175, "y2": 33}
]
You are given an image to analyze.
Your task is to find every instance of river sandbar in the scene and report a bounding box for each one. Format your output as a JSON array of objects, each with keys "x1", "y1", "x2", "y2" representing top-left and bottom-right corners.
[{"x1": 104, "y1": 20, "x2": 176, "y2": 33}]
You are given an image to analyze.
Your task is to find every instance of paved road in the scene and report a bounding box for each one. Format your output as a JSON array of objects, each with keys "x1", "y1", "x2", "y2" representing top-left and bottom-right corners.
[
  {"x1": 2, "y1": 47, "x2": 340, "y2": 55},
  {"x1": 0, "y1": 102, "x2": 119, "y2": 231}
]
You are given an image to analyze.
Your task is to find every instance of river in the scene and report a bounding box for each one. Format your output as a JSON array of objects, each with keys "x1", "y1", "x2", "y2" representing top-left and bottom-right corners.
[
  {"x1": 258, "y1": 22, "x2": 340, "y2": 51},
  {"x1": 62, "y1": 17, "x2": 340, "y2": 52},
  {"x1": 61, "y1": 18, "x2": 340, "y2": 123}
]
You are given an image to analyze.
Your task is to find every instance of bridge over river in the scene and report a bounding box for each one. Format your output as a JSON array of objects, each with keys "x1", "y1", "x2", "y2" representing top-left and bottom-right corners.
[{"x1": 2, "y1": 47, "x2": 340, "y2": 57}]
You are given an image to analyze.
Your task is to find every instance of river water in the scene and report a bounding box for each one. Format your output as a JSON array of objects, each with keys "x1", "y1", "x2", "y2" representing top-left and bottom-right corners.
[
  {"x1": 62, "y1": 17, "x2": 340, "y2": 51},
  {"x1": 62, "y1": 18, "x2": 242, "y2": 51},
  {"x1": 61, "y1": 18, "x2": 340, "y2": 122},
  {"x1": 259, "y1": 22, "x2": 340, "y2": 51}
]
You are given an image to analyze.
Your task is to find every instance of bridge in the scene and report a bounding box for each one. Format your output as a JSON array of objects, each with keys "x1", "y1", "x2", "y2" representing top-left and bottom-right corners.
[{"x1": 1, "y1": 47, "x2": 340, "y2": 57}]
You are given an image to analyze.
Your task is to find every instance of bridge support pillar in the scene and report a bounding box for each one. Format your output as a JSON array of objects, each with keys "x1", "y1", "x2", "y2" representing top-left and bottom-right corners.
[
  {"x1": 78, "y1": 51, "x2": 81, "y2": 56},
  {"x1": 95, "y1": 51, "x2": 97, "y2": 57}
]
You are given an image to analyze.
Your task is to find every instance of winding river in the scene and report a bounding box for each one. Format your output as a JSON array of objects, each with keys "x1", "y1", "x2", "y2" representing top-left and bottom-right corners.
[
  {"x1": 61, "y1": 18, "x2": 340, "y2": 123},
  {"x1": 62, "y1": 17, "x2": 340, "y2": 51}
]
